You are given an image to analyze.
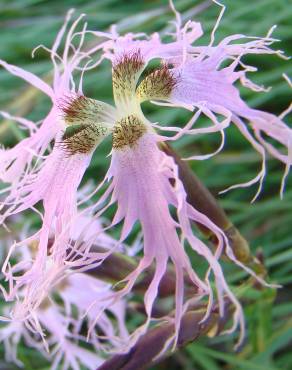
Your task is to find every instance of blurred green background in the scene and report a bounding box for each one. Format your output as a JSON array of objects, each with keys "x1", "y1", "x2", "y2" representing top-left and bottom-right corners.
[{"x1": 0, "y1": 0, "x2": 291, "y2": 369}]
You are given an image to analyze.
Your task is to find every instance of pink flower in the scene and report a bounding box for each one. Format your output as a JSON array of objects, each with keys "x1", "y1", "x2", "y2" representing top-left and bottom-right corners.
[
  {"x1": 0, "y1": 219, "x2": 128, "y2": 369},
  {"x1": 51, "y1": 3, "x2": 284, "y2": 349},
  {"x1": 0, "y1": 278, "x2": 124, "y2": 370},
  {"x1": 64, "y1": 49, "x2": 267, "y2": 351},
  {"x1": 1, "y1": 1, "x2": 286, "y2": 359},
  {"x1": 65, "y1": 3, "x2": 285, "y2": 349}
]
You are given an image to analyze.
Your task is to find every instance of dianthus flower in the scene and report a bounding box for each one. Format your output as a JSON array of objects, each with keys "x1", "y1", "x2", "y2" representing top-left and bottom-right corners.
[
  {"x1": 57, "y1": 2, "x2": 288, "y2": 350},
  {"x1": 0, "y1": 0, "x2": 289, "y2": 359},
  {"x1": 0, "y1": 273, "x2": 128, "y2": 370},
  {"x1": 0, "y1": 218, "x2": 128, "y2": 370}
]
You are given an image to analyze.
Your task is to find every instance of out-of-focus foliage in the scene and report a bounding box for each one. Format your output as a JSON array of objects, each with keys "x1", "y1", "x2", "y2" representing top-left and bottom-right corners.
[{"x1": 0, "y1": 0, "x2": 291, "y2": 369}]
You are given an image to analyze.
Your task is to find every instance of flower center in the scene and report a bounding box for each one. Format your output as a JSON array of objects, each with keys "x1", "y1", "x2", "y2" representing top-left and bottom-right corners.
[
  {"x1": 112, "y1": 115, "x2": 147, "y2": 150},
  {"x1": 59, "y1": 95, "x2": 114, "y2": 156}
]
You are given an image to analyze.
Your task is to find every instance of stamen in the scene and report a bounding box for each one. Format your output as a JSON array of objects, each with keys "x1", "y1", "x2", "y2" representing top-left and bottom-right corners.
[
  {"x1": 59, "y1": 94, "x2": 116, "y2": 125},
  {"x1": 113, "y1": 115, "x2": 147, "y2": 150},
  {"x1": 60, "y1": 123, "x2": 109, "y2": 155},
  {"x1": 136, "y1": 65, "x2": 178, "y2": 102},
  {"x1": 112, "y1": 50, "x2": 145, "y2": 103}
]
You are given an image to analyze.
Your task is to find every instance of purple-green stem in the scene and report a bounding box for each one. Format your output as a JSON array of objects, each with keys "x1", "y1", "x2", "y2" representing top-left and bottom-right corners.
[{"x1": 97, "y1": 307, "x2": 225, "y2": 370}]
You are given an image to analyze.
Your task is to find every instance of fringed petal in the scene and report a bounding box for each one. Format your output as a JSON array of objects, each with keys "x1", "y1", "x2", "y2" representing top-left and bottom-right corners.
[
  {"x1": 87, "y1": 132, "x2": 248, "y2": 352},
  {"x1": 161, "y1": 51, "x2": 291, "y2": 195}
]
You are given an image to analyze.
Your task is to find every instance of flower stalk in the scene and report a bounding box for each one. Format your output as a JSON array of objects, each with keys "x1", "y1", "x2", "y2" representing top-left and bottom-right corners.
[{"x1": 97, "y1": 307, "x2": 225, "y2": 370}]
